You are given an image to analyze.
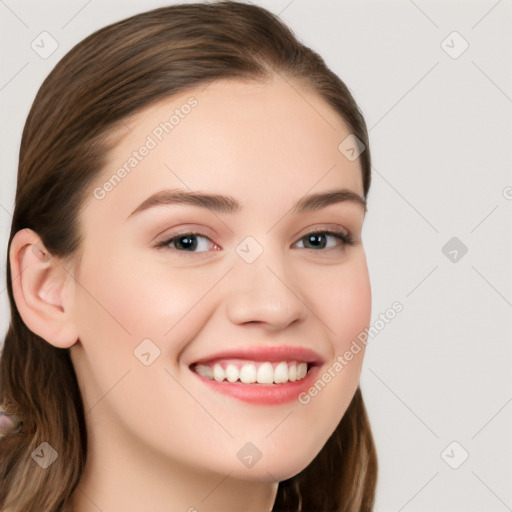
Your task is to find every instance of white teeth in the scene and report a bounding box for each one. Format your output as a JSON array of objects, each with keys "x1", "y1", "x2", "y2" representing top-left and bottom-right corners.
[
  {"x1": 297, "y1": 362, "x2": 307, "y2": 380},
  {"x1": 256, "y1": 362, "x2": 274, "y2": 384},
  {"x1": 273, "y1": 361, "x2": 288, "y2": 383},
  {"x1": 194, "y1": 360, "x2": 310, "y2": 384},
  {"x1": 225, "y1": 364, "x2": 239, "y2": 383},
  {"x1": 239, "y1": 363, "x2": 257, "y2": 383},
  {"x1": 288, "y1": 362, "x2": 297, "y2": 382},
  {"x1": 213, "y1": 363, "x2": 225, "y2": 382}
]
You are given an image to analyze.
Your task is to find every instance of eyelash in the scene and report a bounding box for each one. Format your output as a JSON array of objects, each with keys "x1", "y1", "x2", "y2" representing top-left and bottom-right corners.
[{"x1": 154, "y1": 229, "x2": 354, "y2": 255}]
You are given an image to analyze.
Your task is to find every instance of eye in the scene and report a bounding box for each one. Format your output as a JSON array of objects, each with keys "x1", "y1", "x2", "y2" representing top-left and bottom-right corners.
[
  {"x1": 154, "y1": 228, "x2": 353, "y2": 255},
  {"x1": 294, "y1": 229, "x2": 353, "y2": 250},
  {"x1": 155, "y1": 231, "x2": 218, "y2": 253}
]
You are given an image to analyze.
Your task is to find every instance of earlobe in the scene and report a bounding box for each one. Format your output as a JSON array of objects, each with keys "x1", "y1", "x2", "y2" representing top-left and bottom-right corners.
[{"x1": 9, "y1": 228, "x2": 78, "y2": 349}]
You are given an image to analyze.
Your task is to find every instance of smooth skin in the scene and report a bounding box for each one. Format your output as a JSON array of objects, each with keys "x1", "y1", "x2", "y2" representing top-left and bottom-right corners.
[{"x1": 10, "y1": 75, "x2": 371, "y2": 512}]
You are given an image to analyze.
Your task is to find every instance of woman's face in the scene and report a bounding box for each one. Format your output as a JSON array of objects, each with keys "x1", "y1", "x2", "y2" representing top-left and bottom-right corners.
[{"x1": 69, "y1": 76, "x2": 371, "y2": 482}]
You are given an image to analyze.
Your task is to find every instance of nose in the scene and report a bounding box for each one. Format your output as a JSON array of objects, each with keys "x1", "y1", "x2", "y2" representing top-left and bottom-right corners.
[{"x1": 225, "y1": 249, "x2": 307, "y2": 330}]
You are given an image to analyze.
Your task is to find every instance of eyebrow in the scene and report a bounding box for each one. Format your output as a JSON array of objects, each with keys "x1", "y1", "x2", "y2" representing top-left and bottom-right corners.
[{"x1": 126, "y1": 187, "x2": 366, "y2": 220}]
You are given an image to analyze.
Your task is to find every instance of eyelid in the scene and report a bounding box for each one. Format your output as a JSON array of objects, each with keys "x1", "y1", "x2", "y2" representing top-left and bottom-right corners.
[
  {"x1": 153, "y1": 223, "x2": 216, "y2": 244},
  {"x1": 298, "y1": 224, "x2": 351, "y2": 239}
]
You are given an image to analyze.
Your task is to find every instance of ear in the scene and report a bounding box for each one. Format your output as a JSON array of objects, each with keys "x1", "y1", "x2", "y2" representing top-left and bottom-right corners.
[{"x1": 9, "y1": 228, "x2": 78, "y2": 349}]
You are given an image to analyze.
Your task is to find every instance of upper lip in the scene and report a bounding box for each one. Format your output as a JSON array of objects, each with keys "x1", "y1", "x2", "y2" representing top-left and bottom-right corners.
[{"x1": 189, "y1": 345, "x2": 326, "y2": 367}]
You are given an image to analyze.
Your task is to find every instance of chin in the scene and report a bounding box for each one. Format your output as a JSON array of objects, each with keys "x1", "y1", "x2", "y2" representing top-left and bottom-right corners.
[{"x1": 228, "y1": 449, "x2": 322, "y2": 483}]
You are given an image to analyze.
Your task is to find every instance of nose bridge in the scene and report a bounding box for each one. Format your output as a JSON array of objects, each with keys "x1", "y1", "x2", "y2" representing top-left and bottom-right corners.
[{"x1": 225, "y1": 239, "x2": 307, "y2": 329}]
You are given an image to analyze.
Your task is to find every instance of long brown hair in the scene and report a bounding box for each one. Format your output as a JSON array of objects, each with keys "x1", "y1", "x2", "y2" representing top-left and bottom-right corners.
[{"x1": 0, "y1": 2, "x2": 377, "y2": 510}]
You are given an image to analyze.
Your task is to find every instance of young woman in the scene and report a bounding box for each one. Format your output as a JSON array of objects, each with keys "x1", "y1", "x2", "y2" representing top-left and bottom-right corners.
[{"x1": 0, "y1": 2, "x2": 377, "y2": 511}]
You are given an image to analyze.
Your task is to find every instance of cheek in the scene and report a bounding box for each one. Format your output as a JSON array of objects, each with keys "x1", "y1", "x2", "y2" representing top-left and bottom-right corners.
[
  {"x1": 73, "y1": 253, "x2": 223, "y2": 359},
  {"x1": 300, "y1": 253, "x2": 371, "y2": 410},
  {"x1": 318, "y1": 254, "x2": 372, "y2": 354},
  {"x1": 70, "y1": 253, "x2": 221, "y2": 432}
]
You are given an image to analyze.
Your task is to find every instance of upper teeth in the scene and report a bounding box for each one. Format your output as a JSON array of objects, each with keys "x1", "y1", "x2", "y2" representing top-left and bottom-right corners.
[{"x1": 194, "y1": 361, "x2": 309, "y2": 384}]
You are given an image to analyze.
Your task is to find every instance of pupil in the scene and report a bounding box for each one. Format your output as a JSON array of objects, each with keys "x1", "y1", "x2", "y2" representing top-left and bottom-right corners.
[
  {"x1": 307, "y1": 234, "x2": 325, "y2": 249},
  {"x1": 177, "y1": 235, "x2": 197, "y2": 251}
]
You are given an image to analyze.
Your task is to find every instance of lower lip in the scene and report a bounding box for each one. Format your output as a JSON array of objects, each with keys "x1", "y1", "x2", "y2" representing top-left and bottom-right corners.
[{"x1": 190, "y1": 365, "x2": 321, "y2": 405}]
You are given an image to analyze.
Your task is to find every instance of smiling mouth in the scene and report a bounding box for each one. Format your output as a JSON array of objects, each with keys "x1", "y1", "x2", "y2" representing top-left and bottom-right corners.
[{"x1": 190, "y1": 360, "x2": 313, "y2": 385}]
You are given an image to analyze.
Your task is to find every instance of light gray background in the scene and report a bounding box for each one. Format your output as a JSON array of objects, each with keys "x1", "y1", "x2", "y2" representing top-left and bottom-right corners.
[{"x1": 1, "y1": 1, "x2": 511, "y2": 511}]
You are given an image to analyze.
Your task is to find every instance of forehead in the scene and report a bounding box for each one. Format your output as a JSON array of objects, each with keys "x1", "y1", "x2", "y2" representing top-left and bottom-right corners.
[{"x1": 84, "y1": 76, "x2": 364, "y2": 226}]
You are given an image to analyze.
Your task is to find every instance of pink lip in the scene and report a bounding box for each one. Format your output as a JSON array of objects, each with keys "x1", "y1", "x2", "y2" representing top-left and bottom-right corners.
[
  {"x1": 191, "y1": 365, "x2": 321, "y2": 405},
  {"x1": 189, "y1": 345, "x2": 325, "y2": 405}
]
